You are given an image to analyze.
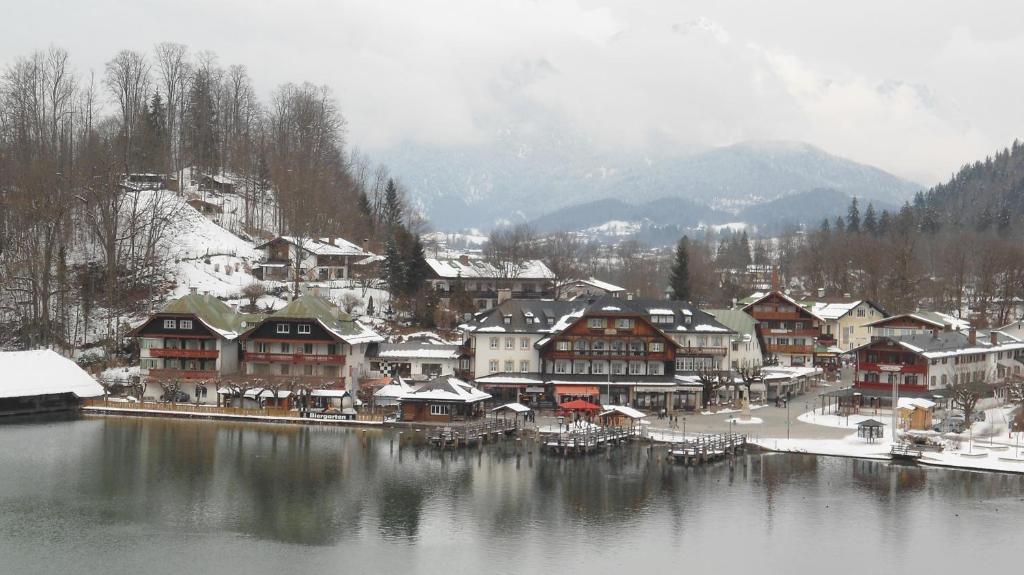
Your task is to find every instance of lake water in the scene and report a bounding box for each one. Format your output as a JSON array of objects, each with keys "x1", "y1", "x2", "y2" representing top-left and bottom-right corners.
[{"x1": 1, "y1": 415, "x2": 1021, "y2": 574}]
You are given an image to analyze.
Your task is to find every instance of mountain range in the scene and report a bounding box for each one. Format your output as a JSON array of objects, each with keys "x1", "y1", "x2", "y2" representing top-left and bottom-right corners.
[{"x1": 376, "y1": 137, "x2": 922, "y2": 234}]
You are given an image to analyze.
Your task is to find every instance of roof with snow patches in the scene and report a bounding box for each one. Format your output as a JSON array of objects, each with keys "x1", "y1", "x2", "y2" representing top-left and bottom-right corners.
[{"x1": 0, "y1": 350, "x2": 104, "y2": 399}]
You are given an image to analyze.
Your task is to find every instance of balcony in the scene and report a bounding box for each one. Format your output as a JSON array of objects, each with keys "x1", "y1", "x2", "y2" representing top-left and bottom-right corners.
[
  {"x1": 767, "y1": 344, "x2": 814, "y2": 355},
  {"x1": 854, "y1": 380, "x2": 929, "y2": 392},
  {"x1": 245, "y1": 352, "x2": 346, "y2": 364},
  {"x1": 677, "y1": 346, "x2": 728, "y2": 356},
  {"x1": 857, "y1": 362, "x2": 927, "y2": 375},
  {"x1": 751, "y1": 311, "x2": 808, "y2": 321},
  {"x1": 147, "y1": 368, "x2": 219, "y2": 380},
  {"x1": 149, "y1": 348, "x2": 219, "y2": 359}
]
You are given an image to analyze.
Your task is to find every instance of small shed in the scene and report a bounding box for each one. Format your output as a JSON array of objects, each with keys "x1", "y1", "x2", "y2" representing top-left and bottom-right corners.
[
  {"x1": 0, "y1": 350, "x2": 104, "y2": 416},
  {"x1": 857, "y1": 419, "x2": 886, "y2": 443},
  {"x1": 599, "y1": 405, "x2": 648, "y2": 432},
  {"x1": 490, "y1": 402, "x2": 532, "y2": 426},
  {"x1": 897, "y1": 397, "x2": 936, "y2": 431}
]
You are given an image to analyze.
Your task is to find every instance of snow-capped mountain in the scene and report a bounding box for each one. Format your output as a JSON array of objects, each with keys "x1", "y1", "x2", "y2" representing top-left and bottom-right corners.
[{"x1": 376, "y1": 138, "x2": 921, "y2": 231}]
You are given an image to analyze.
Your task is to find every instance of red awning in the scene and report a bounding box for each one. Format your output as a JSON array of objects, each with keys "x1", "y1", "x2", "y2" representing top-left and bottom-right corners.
[
  {"x1": 559, "y1": 398, "x2": 603, "y2": 411},
  {"x1": 554, "y1": 385, "x2": 600, "y2": 399}
]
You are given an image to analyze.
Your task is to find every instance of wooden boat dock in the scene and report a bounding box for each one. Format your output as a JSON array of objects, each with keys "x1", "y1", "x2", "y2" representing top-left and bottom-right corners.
[
  {"x1": 427, "y1": 419, "x2": 518, "y2": 448},
  {"x1": 667, "y1": 433, "x2": 748, "y2": 465},
  {"x1": 543, "y1": 426, "x2": 632, "y2": 456}
]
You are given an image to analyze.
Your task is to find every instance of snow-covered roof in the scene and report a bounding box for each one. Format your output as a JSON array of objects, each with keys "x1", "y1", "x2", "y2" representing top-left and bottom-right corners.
[
  {"x1": 374, "y1": 377, "x2": 416, "y2": 400},
  {"x1": 898, "y1": 397, "x2": 936, "y2": 410},
  {"x1": 808, "y1": 301, "x2": 863, "y2": 321},
  {"x1": 491, "y1": 402, "x2": 531, "y2": 413},
  {"x1": 257, "y1": 235, "x2": 371, "y2": 258},
  {"x1": 251, "y1": 294, "x2": 383, "y2": 345},
  {"x1": 647, "y1": 308, "x2": 674, "y2": 315},
  {"x1": 600, "y1": 405, "x2": 647, "y2": 419},
  {"x1": 560, "y1": 277, "x2": 626, "y2": 293},
  {"x1": 400, "y1": 376, "x2": 491, "y2": 403},
  {"x1": 425, "y1": 257, "x2": 555, "y2": 280},
  {"x1": 0, "y1": 350, "x2": 104, "y2": 399},
  {"x1": 375, "y1": 343, "x2": 462, "y2": 360}
]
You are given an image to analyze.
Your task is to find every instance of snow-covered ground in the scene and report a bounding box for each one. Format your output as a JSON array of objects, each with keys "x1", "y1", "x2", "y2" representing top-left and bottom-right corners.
[{"x1": 700, "y1": 404, "x2": 767, "y2": 416}]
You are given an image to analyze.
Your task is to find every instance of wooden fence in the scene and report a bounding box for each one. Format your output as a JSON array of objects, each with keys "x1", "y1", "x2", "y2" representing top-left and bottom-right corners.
[{"x1": 83, "y1": 399, "x2": 384, "y2": 422}]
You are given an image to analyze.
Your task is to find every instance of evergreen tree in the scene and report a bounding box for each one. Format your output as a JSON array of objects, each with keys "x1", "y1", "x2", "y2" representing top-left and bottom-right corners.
[
  {"x1": 877, "y1": 210, "x2": 892, "y2": 236},
  {"x1": 186, "y1": 68, "x2": 219, "y2": 175},
  {"x1": 820, "y1": 218, "x2": 831, "y2": 234},
  {"x1": 357, "y1": 189, "x2": 373, "y2": 223},
  {"x1": 402, "y1": 236, "x2": 430, "y2": 296},
  {"x1": 863, "y1": 202, "x2": 878, "y2": 236},
  {"x1": 833, "y1": 216, "x2": 846, "y2": 234},
  {"x1": 846, "y1": 197, "x2": 860, "y2": 233},
  {"x1": 997, "y1": 205, "x2": 1012, "y2": 235},
  {"x1": 383, "y1": 240, "x2": 403, "y2": 296},
  {"x1": 668, "y1": 235, "x2": 691, "y2": 300},
  {"x1": 737, "y1": 231, "x2": 752, "y2": 266},
  {"x1": 366, "y1": 295, "x2": 375, "y2": 317},
  {"x1": 141, "y1": 92, "x2": 167, "y2": 172},
  {"x1": 381, "y1": 178, "x2": 403, "y2": 230}
]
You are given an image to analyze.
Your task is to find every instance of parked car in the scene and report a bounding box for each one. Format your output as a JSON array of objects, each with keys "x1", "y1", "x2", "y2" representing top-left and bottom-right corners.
[{"x1": 161, "y1": 390, "x2": 191, "y2": 403}]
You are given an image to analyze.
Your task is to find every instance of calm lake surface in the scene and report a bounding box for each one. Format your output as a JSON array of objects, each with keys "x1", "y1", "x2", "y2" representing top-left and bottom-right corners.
[{"x1": 1, "y1": 415, "x2": 1021, "y2": 575}]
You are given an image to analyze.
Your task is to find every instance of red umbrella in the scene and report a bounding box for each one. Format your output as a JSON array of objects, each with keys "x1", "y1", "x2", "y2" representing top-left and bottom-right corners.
[{"x1": 560, "y1": 399, "x2": 602, "y2": 411}]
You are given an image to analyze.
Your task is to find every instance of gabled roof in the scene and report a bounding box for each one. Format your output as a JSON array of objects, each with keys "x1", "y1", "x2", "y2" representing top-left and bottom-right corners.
[
  {"x1": 374, "y1": 342, "x2": 462, "y2": 360},
  {"x1": 425, "y1": 257, "x2": 555, "y2": 280},
  {"x1": 742, "y1": 291, "x2": 825, "y2": 322},
  {"x1": 461, "y1": 299, "x2": 589, "y2": 335},
  {"x1": 400, "y1": 375, "x2": 491, "y2": 403},
  {"x1": 559, "y1": 277, "x2": 626, "y2": 293},
  {"x1": 256, "y1": 235, "x2": 371, "y2": 258},
  {"x1": 374, "y1": 377, "x2": 416, "y2": 400},
  {"x1": 246, "y1": 294, "x2": 382, "y2": 345},
  {"x1": 579, "y1": 296, "x2": 735, "y2": 335},
  {"x1": 863, "y1": 311, "x2": 969, "y2": 330},
  {"x1": 706, "y1": 308, "x2": 758, "y2": 342},
  {"x1": 132, "y1": 293, "x2": 258, "y2": 340},
  {"x1": 856, "y1": 330, "x2": 1024, "y2": 359}
]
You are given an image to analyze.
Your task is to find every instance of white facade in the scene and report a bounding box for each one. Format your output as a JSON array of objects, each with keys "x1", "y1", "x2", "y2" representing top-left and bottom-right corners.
[{"x1": 468, "y1": 332, "x2": 545, "y2": 376}]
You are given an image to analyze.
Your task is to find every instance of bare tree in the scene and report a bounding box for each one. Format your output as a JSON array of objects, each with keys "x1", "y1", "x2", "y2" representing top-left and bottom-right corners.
[
  {"x1": 154, "y1": 42, "x2": 190, "y2": 180},
  {"x1": 949, "y1": 375, "x2": 990, "y2": 427},
  {"x1": 242, "y1": 282, "x2": 267, "y2": 310},
  {"x1": 339, "y1": 293, "x2": 362, "y2": 314},
  {"x1": 104, "y1": 50, "x2": 151, "y2": 173},
  {"x1": 485, "y1": 223, "x2": 537, "y2": 279}
]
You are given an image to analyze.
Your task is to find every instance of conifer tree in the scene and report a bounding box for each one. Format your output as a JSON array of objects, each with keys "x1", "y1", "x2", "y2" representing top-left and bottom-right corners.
[
  {"x1": 863, "y1": 202, "x2": 878, "y2": 236},
  {"x1": 846, "y1": 197, "x2": 860, "y2": 233},
  {"x1": 669, "y1": 235, "x2": 691, "y2": 300}
]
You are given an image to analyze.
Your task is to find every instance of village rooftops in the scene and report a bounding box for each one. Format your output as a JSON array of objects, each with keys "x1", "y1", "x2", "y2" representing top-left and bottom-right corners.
[
  {"x1": 399, "y1": 375, "x2": 491, "y2": 403},
  {"x1": 461, "y1": 300, "x2": 589, "y2": 334},
  {"x1": 705, "y1": 308, "x2": 758, "y2": 343},
  {"x1": 798, "y1": 298, "x2": 887, "y2": 321},
  {"x1": 743, "y1": 290, "x2": 826, "y2": 322},
  {"x1": 256, "y1": 235, "x2": 372, "y2": 258},
  {"x1": 425, "y1": 257, "x2": 555, "y2": 280},
  {"x1": 854, "y1": 330, "x2": 1024, "y2": 359},
  {"x1": 591, "y1": 296, "x2": 734, "y2": 335},
  {"x1": 243, "y1": 294, "x2": 383, "y2": 345},
  {"x1": 558, "y1": 277, "x2": 626, "y2": 294},
  {"x1": 0, "y1": 350, "x2": 104, "y2": 399}
]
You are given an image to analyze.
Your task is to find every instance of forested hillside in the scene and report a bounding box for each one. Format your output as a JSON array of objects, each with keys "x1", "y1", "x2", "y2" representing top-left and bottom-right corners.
[{"x1": 0, "y1": 45, "x2": 412, "y2": 352}]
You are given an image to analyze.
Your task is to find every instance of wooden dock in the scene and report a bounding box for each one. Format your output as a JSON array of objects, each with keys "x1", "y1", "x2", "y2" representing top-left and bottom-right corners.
[
  {"x1": 543, "y1": 426, "x2": 632, "y2": 456},
  {"x1": 427, "y1": 419, "x2": 519, "y2": 448},
  {"x1": 666, "y1": 433, "x2": 748, "y2": 465}
]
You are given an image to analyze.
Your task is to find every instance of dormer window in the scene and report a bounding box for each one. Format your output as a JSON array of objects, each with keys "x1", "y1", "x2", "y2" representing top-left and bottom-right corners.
[
  {"x1": 298, "y1": 324, "x2": 311, "y2": 334},
  {"x1": 163, "y1": 319, "x2": 176, "y2": 329},
  {"x1": 179, "y1": 320, "x2": 193, "y2": 330},
  {"x1": 588, "y1": 318, "x2": 605, "y2": 329},
  {"x1": 503, "y1": 315, "x2": 512, "y2": 325},
  {"x1": 276, "y1": 323, "x2": 291, "y2": 334}
]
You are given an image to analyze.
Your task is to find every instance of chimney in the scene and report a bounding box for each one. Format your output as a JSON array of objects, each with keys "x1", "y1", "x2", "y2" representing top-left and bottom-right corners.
[
  {"x1": 817, "y1": 287, "x2": 825, "y2": 298},
  {"x1": 189, "y1": 287, "x2": 197, "y2": 295},
  {"x1": 230, "y1": 303, "x2": 238, "y2": 312},
  {"x1": 990, "y1": 331, "x2": 998, "y2": 345},
  {"x1": 328, "y1": 237, "x2": 336, "y2": 246},
  {"x1": 968, "y1": 327, "x2": 977, "y2": 346},
  {"x1": 931, "y1": 328, "x2": 939, "y2": 339},
  {"x1": 459, "y1": 254, "x2": 470, "y2": 265},
  {"x1": 771, "y1": 268, "x2": 780, "y2": 291},
  {"x1": 731, "y1": 297, "x2": 737, "y2": 309},
  {"x1": 497, "y1": 288, "x2": 512, "y2": 305}
]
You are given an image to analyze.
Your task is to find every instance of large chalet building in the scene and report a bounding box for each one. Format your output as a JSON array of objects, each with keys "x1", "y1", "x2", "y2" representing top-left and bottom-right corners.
[
  {"x1": 129, "y1": 291, "x2": 260, "y2": 402},
  {"x1": 425, "y1": 255, "x2": 555, "y2": 311},
  {"x1": 864, "y1": 311, "x2": 970, "y2": 339},
  {"x1": 462, "y1": 296, "x2": 734, "y2": 411},
  {"x1": 850, "y1": 328, "x2": 1024, "y2": 405},
  {"x1": 742, "y1": 291, "x2": 825, "y2": 367},
  {"x1": 239, "y1": 293, "x2": 383, "y2": 392},
  {"x1": 799, "y1": 295, "x2": 888, "y2": 351},
  {"x1": 254, "y1": 235, "x2": 373, "y2": 282}
]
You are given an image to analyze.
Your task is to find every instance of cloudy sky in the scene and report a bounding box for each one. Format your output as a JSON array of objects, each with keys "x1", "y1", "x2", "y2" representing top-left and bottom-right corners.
[{"x1": 3, "y1": 0, "x2": 1022, "y2": 185}]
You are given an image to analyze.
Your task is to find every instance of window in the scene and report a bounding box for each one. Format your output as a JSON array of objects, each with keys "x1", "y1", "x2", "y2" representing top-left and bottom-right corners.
[
  {"x1": 573, "y1": 360, "x2": 589, "y2": 374},
  {"x1": 519, "y1": 360, "x2": 529, "y2": 373},
  {"x1": 857, "y1": 308, "x2": 866, "y2": 317},
  {"x1": 794, "y1": 321, "x2": 803, "y2": 331},
  {"x1": 588, "y1": 318, "x2": 605, "y2": 329},
  {"x1": 616, "y1": 318, "x2": 634, "y2": 329},
  {"x1": 555, "y1": 360, "x2": 570, "y2": 374},
  {"x1": 280, "y1": 364, "x2": 290, "y2": 375},
  {"x1": 650, "y1": 342, "x2": 664, "y2": 353},
  {"x1": 303, "y1": 364, "x2": 314, "y2": 376},
  {"x1": 328, "y1": 344, "x2": 338, "y2": 355},
  {"x1": 592, "y1": 340, "x2": 606, "y2": 354},
  {"x1": 163, "y1": 319, "x2": 176, "y2": 329},
  {"x1": 488, "y1": 360, "x2": 499, "y2": 373},
  {"x1": 504, "y1": 360, "x2": 515, "y2": 372},
  {"x1": 648, "y1": 361, "x2": 664, "y2": 375},
  {"x1": 276, "y1": 323, "x2": 290, "y2": 334},
  {"x1": 281, "y1": 343, "x2": 291, "y2": 353},
  {"x1": 430, "y1": 404, "x2": 450, "y2": 416},
  {"x1": 142, "y1": 359, "x2": 159, "y2": 369},
  {"x1": 298, "y1": 324, "x2": 311, "y2": 334},
  {"x1": 930, "y1": 376, "x2": 936, "y2": 387},
  {"x1": 422, "y1": 363, "x2": 442, "y2": 376},
  {"x1": 489, "y1": 337, "x2": 499, "y2": 350},
  {"x1": 592, "y1": 361, "x2": 606, "y2": 374},
  {"x1": 629, "y1": 340, "x2": 644, "y2": 354},
  {"x1": 520, "y1": 337, "x2": 530, "y2": 350},
  {"x1": 179, "y1": 320, "x2": 193, "y2": 330},
  {"x1": 503, "y1": 315, "x2": 512, "y2": 325},
  {"x1": 712, "y1": 336, "x2": 722, "y2": 347},
  {"x1": 629, "y1": 361, "x2": 644, "y2": 375},
  {"x1": 557, "y1": 341, "x2": 570, "y2": 351},
  {"x1": 574, "y1": 339, "x2": 589, "y2": 353},
  {"x1": 697, "y1": 336, "x2": 708, "y2": 347},
  {"x1": 256, "y1": 341, "x2": 270, "y2": 353},
  {"x1": 505, "y1": 337, "x2": 514, "y2": 350},
  {"x1": 303, "y1": 343, "x2": 313, "y2": 354},
  {"x1": 611, "y1": 361, "x2": 626, "y2": 375}
]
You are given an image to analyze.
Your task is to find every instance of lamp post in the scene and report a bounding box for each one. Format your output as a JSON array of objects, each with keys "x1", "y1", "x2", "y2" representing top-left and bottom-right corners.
[
  {"x1": 682, "y1": 416, "x2": 687, "y2": 440},
  {"x1": 786, "y1": 398, "x2": 791, "y2": 440}
]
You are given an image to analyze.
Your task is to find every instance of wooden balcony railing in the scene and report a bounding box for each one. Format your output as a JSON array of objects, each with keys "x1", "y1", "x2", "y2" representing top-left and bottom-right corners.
[
  {"x1": 767, "y1": 344, "x2": 814, "y2": 355},
  {"x1": 245, "y1": 352, "x2": 346, "y2": 364},
  {"x1": 149, "y1": 348, "x2": 219, "y2": 359},
  {"x1": 676, "y1": 346, "x2": 729, "y2": 356},
  {"x1": 857, "y1": 362, "x2": 927, "y2": 375},
  {"x1": 147, "y1": 368, "x2": 219, "y2": 379}
]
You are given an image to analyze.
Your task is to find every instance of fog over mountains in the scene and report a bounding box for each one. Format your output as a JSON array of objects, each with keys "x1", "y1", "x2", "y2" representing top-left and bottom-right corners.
[{"x1": 379, "y1": 137, "x2": 922, "y2": 233}]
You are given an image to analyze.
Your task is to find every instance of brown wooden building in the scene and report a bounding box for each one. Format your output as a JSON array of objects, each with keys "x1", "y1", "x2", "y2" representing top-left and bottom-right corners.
[{"x1": 743, "y1": 291, "x2": 824, "y2": 367}]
